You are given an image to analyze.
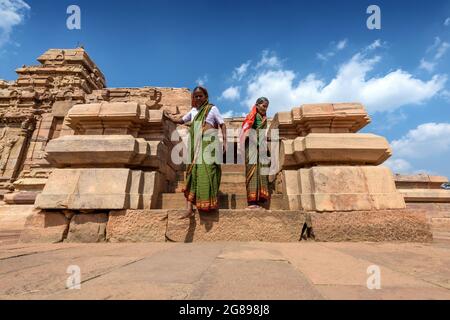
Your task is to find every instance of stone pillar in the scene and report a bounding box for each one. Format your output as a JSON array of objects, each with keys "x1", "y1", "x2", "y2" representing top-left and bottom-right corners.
[
  {"x1": 34, "y1": 102, "x2": 175, "y2": 211},
  {"x1": 272, "y1": 103, "x2": 406, "y2": 212}
]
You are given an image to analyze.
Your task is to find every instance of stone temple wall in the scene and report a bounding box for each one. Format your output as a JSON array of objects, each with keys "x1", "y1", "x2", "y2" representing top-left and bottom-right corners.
[{"x1": 0, "y1": 48, "x2": 191, "y2": 205}]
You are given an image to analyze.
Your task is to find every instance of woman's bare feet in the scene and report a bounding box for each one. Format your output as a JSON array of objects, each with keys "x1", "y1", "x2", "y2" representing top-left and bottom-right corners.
[
  {"x1": 246, "y1": 205, "x2": 260, "y2": 210},
  {"x1": 180, "y1": 201, "x2": 195, "y2": 219},
  {"x1": 179, "y1": 210, "x2": 195, "y2": 219}
]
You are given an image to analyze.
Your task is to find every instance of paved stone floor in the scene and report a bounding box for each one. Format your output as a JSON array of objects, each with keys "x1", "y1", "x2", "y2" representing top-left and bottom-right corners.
[{"x1": 1, "y1": 240, "x2": 450, "y2": 300}]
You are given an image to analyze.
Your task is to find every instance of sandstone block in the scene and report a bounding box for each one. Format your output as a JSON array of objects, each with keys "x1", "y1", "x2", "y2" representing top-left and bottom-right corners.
[
  {"x1": 270, "y1": 103, "x2": 370, "y2": 138},
  {"x1": 308, "y1": 209, "x2": 432, "y2": 242},
  {"x1": 399, "y1": 189, "x2": 450, "y2": 203},
  {"x1": 106, "y1": 210, "x2": 168, "y2": 242},
  {"x1": 395, "y1": 174, "x2": 449, "y2": 190},
  {"x1": 35, "y1": 168, "x2": 132, "y2": 210},
  {"x1": 45, "y1": 135, "x2": 155, "y2": 166},
  {"x1": 3, "y1": 191, "x2": 38, "y2": 204},
  {"x1": 19, "y1": 211, "x2": 69, "y2": 243},
  {"x1": 66, "y1": 213, "x2": 108, "y2": 243},
  {"x1": 165, "y1": 210, "x2": 305, "y2": 242},
  {"x1": 281, "y1": 166, "x2": 405, "y2": 211},
  {"x1": 280, "y1": 134, "x2": 391, "y2": 168}
]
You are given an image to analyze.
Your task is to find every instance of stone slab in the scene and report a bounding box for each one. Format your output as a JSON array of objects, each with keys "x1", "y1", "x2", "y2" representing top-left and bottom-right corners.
[
  {"x1": 2, "y1": 242, "x2": 450, "y2": 299},
  {"x1": 280, "y1": 133, "x2": 392, "y2": 167},
  {"x1": 45, "y1": 135, "x2": 152, "y2": 166},
  {"x1": 66, "y1": 213, "x2": 108, "y2": 243},
  {"x1": 3, "y1": 191, "x2": 39, "y2": 204},
  {"x1": 399, "y1": 189, "x2": 450, "y2": 203},
  {"x1": 308, "y1": 209, "x2": 432, "y2": 242},
  {"x1": 106, "y1": 210, "x2": 168, "y2": 242},
  {"x1": 35, "y1": 168, "x2": 132, "y2": 210},
  {"x1": 19, "y1": 211, "x2": 69, "y2": 243},
  {"x1": 270, "y1": 103, "x2": 371, "y2": 138},
  {"x1": 282, "y1": 166, "x2": 405, "y2": 211},
  {"x1": 165, "y1": 209, "x2": 305, "y2": 242}
]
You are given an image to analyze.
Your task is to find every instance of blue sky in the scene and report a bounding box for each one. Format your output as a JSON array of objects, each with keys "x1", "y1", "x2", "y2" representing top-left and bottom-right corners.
[{"x1": 1, "y1": 0, "x2": 450, "y2": 178}]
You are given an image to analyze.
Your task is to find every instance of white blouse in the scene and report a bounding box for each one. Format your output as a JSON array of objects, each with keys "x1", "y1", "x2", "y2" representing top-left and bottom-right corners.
[{"x1": 182, "y1": 105, "x2": 225, "y2": 127}]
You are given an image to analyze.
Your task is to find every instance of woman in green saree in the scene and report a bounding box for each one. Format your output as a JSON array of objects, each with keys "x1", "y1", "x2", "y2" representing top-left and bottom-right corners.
[
  {"x1": 164, "y1": 86, "x2": 227, "y2": 218},
  {"x1": 240, "y1": 97, "x2": 270, "y2": 210}
]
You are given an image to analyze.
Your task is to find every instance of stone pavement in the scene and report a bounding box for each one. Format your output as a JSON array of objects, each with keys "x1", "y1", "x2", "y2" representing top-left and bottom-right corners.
[{"x1": 1, "y1": 241, "x2": 450, "y2": 300}]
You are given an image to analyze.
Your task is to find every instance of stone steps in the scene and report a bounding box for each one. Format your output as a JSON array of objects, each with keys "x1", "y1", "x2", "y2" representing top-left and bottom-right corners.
[
  {"x1": 221, "y1": 164, "x2": 245, "y2": 173},
  {"x1": 0, "y1": 230, "x2": 22, "y2": 245},
  {"x1": 173, "y1": 169, "x2": 247, "y2": 193},
  {"x1": 160, "y1": 193, "x2": 288, "y2": 210},
  {"x1": 107, "y1": 209, "x2": 306, "y2": 243},
  {"x1": 175, "y1": 182, "x2": 247, "y2": 194}
]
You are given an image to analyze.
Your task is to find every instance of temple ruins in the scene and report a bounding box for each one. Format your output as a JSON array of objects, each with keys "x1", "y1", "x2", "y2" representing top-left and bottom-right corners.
[{"x1": 0, "y1": 48, "x2": 449, "y2": 244}]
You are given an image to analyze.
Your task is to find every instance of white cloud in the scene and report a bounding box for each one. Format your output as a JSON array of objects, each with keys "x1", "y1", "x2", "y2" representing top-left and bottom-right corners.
[
  {"x1": 435, "y1": 41, "x2": 450, "y2": 60},
  {"x1": 244, "y1": 51, "x2": 447, "y2": 115},
  {"x1": 419, "y1": 58, "x2": 436, "y2": 72},
  {"x1": 220, "y1": 86, "x2": 240, "y2": 101},
  {"x1": 256, "y1": 50, "x2": 281, "y2": 69},
  {"x1": 195, "y1": 74, "x2": 208, "y2": 86},
  {"x1": 366, "y1": 39, "x2": 382, "y2": 51},
  {"x1": 0, "y1": 0, "x2": 30, "y2": 47},
  {"x1": 420, "y1": 37, "x2": 449, "y2": 73},
  {"x1": 385, "y1": 123, "x2": 450, "y2": 175},
  {"x1": 390, "y1": 123, "x2": 450, "y2": 159},
  {"x1": 384, "y1": 158, "x2": 413, "y2": 173},
  {"x1": 336, "y1": 39, "x2": 348, "y2": 50},
  {"x1": 232, "y1": 61, "x2": 251, "y2": 81},
  {"x1": 442, "y1": 89, "x2": 450, "y2": 102},
  {"x1": 221, "y1": 110, "x2": 235, "y2": 118},
  {"x1": 444, "y1": 17, "x2": 450, "y2": 26},
  {"x1": 316, "y1": 53, "x2": 329, "y2": 61},
  {"x1": 316, "y1": 39, "x2": 350, "y2": 62}
]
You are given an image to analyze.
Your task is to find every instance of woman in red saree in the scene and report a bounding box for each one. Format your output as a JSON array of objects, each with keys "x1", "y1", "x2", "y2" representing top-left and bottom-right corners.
[{"x1": 239, "y1": 97, "x2": 270, "y2": 210}]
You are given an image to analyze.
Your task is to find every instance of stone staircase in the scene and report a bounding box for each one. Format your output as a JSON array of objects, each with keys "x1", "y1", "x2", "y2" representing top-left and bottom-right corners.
[{"x1": 160, "y1": 164, "x2": 288, "y2": 210}]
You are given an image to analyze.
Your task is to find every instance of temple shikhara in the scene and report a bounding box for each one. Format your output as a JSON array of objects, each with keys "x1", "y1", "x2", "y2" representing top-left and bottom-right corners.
[{"x1": 0, "y1": 48, "x2": 449, "y2": 244}]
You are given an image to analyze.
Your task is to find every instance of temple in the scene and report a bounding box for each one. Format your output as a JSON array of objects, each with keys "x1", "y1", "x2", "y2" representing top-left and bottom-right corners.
[{"x1": 0, "y1": 48, "x2": 449, "y2": 244}]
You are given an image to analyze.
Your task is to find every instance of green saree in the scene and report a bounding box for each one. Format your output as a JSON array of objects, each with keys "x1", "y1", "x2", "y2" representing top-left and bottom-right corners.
[
  {"x1": 183, "y1": 101, "x2": 222, "y2": 211},
  {"x1": 245, "y1": 112, "x2": 270, "y2": 204}
]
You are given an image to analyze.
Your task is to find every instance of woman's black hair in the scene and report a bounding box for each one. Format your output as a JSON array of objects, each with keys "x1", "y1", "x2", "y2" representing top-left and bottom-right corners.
[
  {"x1": 256, "y1": 97, "x2": 269, "y2": 105},
  {"x1": 193, "y1": 86, "x2": 209, "y2": 98}
]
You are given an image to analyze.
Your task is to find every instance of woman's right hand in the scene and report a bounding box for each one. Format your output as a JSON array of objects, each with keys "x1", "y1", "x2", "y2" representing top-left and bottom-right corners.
[{"x1": 163, "y1": 110, "x2": 173, "y2": 121}]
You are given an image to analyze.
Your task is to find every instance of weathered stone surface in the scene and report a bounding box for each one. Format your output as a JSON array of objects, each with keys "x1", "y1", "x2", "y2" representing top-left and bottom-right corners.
[
  {"x1": 394, "y1": 174, "x2": 450, "y2": 203},
  {"x1": 280, "y1": 133, "x2": 392, "y2": 167},
  {"x1": 161, "y1": 193, "x2": 287, "y2": 210},
  {"x1": 270, "y1": 103, "x2": 371, "y2": 138},
  {"x1": 309, "y1": 209, "x2": 432, "y2": 242},
  {"x1": 405, "y1": 203, "x2": 450, "y2": 243},
  {"x1": 106, "y1": 210, "x2": 168, "y2": 242},
  {"x1": 35, "y1": 168, "x2": 132, "y2": 210},
  {"x1": 395, "y1": 174, "x2": 448, "y2": 185},
  {"x1": 399, "y1": 189, "x2": 450, "y2": 203},
  {"x1": 19, "y1": 211, "x2": 69, "y2": 243},
  {"x1": 165, "y1": 210, "x2": 305, "y2": 242},
  {"x1": 282, "y1": 166, "x2": 405, "y2": 211},
  {"x1": 66, "y1": 213, "x2": 108, "y2": 243},
  {"x1": 64, "y1": 102, "x2": 167, "y2": 137},
  {"x1": 3, "y1": 191, "x2": 38, "y2": 204},
  {"x1": 45, "y1": 135, "x2": 156, "y2": 166},
  {"x1": 0, "y1": 204, "x2": 36, "y2": 245}
]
